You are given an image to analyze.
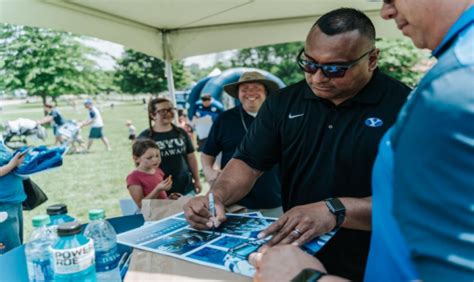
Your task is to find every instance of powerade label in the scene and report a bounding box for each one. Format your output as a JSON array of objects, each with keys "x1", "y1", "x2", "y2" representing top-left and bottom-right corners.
[
  {"x1": 95, "y1": 246, "x2": 120, "y2": 272},
  {"x1": 50, "y1": 240, "x2": 95, "y2": 274}
]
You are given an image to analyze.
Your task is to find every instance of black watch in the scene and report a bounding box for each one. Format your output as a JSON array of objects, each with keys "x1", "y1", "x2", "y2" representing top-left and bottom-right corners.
[
  {"x1": 291, "y1": 268, "x2": 326, "y2": 282},
  {"x1": 325, "y1": 198, "x2": 346, "y2": 231}
]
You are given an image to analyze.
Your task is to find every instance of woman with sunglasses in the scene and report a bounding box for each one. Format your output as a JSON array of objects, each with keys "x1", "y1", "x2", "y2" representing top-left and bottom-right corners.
[{"x1": 138, "y1": 98, "x2": 202, "y2": 196}]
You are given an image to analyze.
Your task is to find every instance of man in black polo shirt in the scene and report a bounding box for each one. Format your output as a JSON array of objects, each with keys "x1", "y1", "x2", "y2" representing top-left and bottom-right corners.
[{"x1": 184, "y1": 8, "x2": 410, "y2": 280}]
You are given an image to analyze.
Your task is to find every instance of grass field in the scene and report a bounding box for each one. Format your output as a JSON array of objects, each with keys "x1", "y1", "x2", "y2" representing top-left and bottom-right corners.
[{"x1": 1, "y1": 99, "x2": 206, "y2": 238}]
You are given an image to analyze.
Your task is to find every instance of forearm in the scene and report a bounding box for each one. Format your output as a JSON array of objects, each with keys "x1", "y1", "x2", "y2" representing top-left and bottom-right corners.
[
  {"x1": 0, "y1": 163, "x2": 15, "y2": 177},
  {"x1": 339, "y1": 196, "x2": 371, "y2": 231},
  {"x1": 143, "y1": 187, "x2": 166, "y2": 200},
  {"x1": 187, "y1": 153, "x2": 201, "y2": 184},
  {"x1": 211, "y1": 158, "x2": 262, "y2": 206},
  {"x1": 201, "y1": 153, "x2": 219, "y2": 182}
]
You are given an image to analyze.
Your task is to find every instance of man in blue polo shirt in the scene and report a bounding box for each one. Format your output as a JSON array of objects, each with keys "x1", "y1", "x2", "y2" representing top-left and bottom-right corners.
[{"x1": 250, "y1": 1, "x2": 474, "y2": 281}]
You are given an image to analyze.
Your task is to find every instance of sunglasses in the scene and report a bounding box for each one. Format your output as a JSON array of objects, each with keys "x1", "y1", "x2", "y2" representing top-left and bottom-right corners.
[
  {"x1": 154, "y1": 107, "x2": 176, "y2": 115},
  {"x1": 297, "y1": 48, "x2": 375, "y2": 78}
]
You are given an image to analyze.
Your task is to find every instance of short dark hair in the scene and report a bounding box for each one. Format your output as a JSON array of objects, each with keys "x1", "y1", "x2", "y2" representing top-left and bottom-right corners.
[
  {"x1": 132, "y1": 139, "x2": 159, "y2": 166},
  {"x1": 313, "y1": 8, "x2": 375, "y2": 43}
]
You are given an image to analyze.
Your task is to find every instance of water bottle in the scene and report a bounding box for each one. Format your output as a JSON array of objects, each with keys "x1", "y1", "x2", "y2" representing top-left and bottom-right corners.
[
  {"x1": 84, "y1": 209, "x2": 121, "y2": 282},
  {"x1": 25, "y1": 214, "x2": 56, "y2": 281},
  {"x1": 50, "y1": 221, "x2": 96, "y2": 282},
  {"x1": 47, "y1": 204, "x2": 75, "y2": 226}
]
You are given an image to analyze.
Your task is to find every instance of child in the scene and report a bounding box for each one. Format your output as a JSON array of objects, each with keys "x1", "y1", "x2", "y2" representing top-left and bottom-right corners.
[
  {"x1": 126, "y1": 120, "x2": 136, "y2": 140},
  {"x1": 126, "y1": 139, "x2": 180, "y2": 209},
  {"x1": 0, "y1": 141, "x2": 26, "y2": 253}
]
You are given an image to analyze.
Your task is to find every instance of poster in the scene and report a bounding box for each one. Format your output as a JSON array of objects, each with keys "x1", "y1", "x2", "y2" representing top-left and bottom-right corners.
[{"x1": 117, "y1": 212, "x2": 335, "y2": 277}]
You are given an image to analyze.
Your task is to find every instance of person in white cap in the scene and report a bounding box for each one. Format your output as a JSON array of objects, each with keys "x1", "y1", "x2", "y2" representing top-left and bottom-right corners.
[{"x1": 81, "y1": 99, "x2": 111, "y2": 151}]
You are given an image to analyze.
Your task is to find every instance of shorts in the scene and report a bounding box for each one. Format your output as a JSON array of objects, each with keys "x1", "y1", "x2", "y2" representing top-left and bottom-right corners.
[
  {"x1": 128, "y1": 134, "x2": 136, "y2": 140},
  {"x1": 89, "y1": 127, "x2": 104, "y2": 139}
]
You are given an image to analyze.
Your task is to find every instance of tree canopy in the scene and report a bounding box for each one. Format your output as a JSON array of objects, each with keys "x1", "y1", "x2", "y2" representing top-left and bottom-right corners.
[
  {"x1": 114, "y1": 49, "x2": 191, "y2": 95},
  {"x1": 0, "y1": 23, "x2": 103, "y2": 104}
]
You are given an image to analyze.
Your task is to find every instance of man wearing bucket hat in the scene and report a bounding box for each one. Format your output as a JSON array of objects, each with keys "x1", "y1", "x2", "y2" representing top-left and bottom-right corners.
[
  {"x1": 184, "y1": 8, "x2": 411, "y2": 279},
  {"x1": 201, "y1": 71, "x2": 282, "y2": 216}
]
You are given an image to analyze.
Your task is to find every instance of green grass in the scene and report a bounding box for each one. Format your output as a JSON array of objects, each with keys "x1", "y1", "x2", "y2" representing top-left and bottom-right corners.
[{"x1": 1, "y1": 99, "x2": 206, "y2": 238}]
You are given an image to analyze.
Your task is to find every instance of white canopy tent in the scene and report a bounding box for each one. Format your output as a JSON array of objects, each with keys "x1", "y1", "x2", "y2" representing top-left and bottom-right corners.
[{"x1": 0, "y1": 0, "x2": 401, "y2": 104}]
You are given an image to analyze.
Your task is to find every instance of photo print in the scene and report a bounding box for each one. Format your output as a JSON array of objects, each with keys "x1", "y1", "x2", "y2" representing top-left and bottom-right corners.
[{"x1": 143, "y1": 229, "x2": 220, "y2": 255}]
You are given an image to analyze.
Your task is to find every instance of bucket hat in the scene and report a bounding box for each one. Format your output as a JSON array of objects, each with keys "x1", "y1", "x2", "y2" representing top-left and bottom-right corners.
[{"x1": 223, "y1": 71, "x2": 280, "y2": 98}]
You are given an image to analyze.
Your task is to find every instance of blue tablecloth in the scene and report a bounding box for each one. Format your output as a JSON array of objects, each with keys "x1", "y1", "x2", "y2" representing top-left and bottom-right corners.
[{"x1": 0, "y1": 214, "x2": 145, "y2": 281}]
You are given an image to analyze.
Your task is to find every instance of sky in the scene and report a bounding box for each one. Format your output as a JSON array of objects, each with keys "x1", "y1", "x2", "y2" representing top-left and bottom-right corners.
[{"x1": 81, "y1": 37, "x2": 234, "y2": 70}]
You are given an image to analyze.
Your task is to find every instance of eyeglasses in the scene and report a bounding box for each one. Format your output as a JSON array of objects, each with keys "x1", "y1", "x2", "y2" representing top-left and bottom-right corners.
[
  {"x1": 154, "y1": 107, "x2": 176, "y2": 115},
  {"x1": 297, "y1": 48, "x2": 375, "y2": 78}
]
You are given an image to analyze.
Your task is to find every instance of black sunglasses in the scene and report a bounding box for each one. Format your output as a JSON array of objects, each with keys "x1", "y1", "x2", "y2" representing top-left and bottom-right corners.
[
  {"x1": 297, "y1": 48, "x2": 375, "y2": 78},
  {"x1": 155, "y1": 107, "x2": 176, "y2": 115}
]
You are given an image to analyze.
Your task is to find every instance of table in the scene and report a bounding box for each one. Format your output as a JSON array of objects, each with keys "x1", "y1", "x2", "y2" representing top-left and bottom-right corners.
[{"x1": 0, "y1": 214, "x2": 145, "y2": 282}]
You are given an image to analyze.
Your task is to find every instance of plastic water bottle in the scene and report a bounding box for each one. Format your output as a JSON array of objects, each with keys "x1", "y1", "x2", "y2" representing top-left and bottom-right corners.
[
  {"x1": 25, "y1": 214, "x2": 56, "y2": 281},
  {"x1": 84, "y1": 209, "x2": 121, "y2": 282},
  {"x1": 47, "y1": 204, "x2": 75, "y2": 226},
  {"x1": 50, "y1": 221, "x2": 96, "y2": 282}
]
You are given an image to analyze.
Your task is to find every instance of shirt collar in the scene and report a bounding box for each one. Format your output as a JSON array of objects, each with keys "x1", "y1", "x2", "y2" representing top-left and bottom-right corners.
[{"x1": 432, "y1": 4, "x2": 474, "y2": 58}]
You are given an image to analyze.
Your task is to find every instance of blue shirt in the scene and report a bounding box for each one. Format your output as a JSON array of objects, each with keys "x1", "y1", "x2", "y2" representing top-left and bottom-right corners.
[
  {"x1": 366, "y1": 6, "x2": 474, "y2": 281},
  {"x1": 49, "y1": 109, "x2": 65, "y2": 127},
  {"x1": 0, "y1": 143, "x2": 26, "y2": 204},
  {"x1": 194, "y1": 100, "x2": 224, "y2": 122},
  {"x1": 202, "y1": 105, "x2": 281, "y2": 209}
]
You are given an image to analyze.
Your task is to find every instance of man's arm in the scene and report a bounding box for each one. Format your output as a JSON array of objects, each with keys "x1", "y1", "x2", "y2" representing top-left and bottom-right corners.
[
  {"x1": 186, "y1": 152, "x2": 202, "y2": 193},
  {"x1": 183, "y1": 158, "x2": 262, "y2": 230},
  {"x1": 36, "y1": 116, "x2": 53, "y2": 125},
  {"x1": 261, "y1": 196, "x2": 371, "y2": 246},
  {"x1": 211, "y1": 158, "x2": 263, "y2": 206},
  {"x1": 201, "y1": 153, "x2": 220, "y2": 186}
]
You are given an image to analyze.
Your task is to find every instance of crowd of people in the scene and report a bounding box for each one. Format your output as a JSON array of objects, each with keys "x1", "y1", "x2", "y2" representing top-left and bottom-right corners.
[{"x1": 1, "y1": 1, "x2": 472, "y2": 280}]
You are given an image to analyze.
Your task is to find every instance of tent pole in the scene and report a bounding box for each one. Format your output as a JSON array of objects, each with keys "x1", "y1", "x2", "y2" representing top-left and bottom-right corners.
[
  {"x1": 162, "y1": 31, "x2": 178, "y2": 123},
  {"x1": 164, "y1": 59, "x2": 177, "y2": 108}
]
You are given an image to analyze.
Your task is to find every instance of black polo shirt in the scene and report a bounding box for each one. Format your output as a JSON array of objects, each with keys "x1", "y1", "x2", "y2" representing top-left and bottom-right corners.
[
  {"x1": 202, "y1": 105, "x2": 281, "y2": 209},
  {"x1": 234, "y1": 69, "x2": 411, "y2": 280}
]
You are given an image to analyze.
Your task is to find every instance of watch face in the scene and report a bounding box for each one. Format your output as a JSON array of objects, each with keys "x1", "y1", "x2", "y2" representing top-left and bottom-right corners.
[{"x1": 327, "y1": 198, "x2": 345, "y2": 213}]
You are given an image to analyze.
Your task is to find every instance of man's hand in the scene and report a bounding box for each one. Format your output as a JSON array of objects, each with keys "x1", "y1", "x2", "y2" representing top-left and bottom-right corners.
[
  {"x1": 183, "y1": 195, "x2": 226, "y2": 230},
  {"x1": 258, "y1": 202, "x2": 336, "y2": 246},
  {"x1": 249, "y1": 245, "x2": 327, "y2": 282}
]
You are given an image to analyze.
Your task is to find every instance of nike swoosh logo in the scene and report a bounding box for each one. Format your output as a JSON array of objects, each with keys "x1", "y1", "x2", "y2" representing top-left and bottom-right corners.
[{"x1": 288, "y1": 113, "x2": 304, "y2": 119}]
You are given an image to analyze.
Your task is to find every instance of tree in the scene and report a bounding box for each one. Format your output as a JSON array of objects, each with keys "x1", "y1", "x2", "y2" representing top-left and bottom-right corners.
[
  {"x1": 376, "y1": 38, "x2": 430, "y2": 87},
  {"x1": 0, "y1": 23, "x2": 101, "y2": 105},
  {"x1": 230, "y1": 42, "x2": 304, "y2": 85},
  {"x1": 114, "y1": 49, "x2": 191, "y2": 95}
]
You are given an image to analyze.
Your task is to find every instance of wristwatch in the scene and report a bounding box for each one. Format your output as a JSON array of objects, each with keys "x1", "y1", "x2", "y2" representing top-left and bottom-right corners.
[
  {"x1": 291, "y1": 268, "x2": 326, "y2": 282},
  {"x1": 325, "y1": 198, "x2": 346, "y2": 231}
]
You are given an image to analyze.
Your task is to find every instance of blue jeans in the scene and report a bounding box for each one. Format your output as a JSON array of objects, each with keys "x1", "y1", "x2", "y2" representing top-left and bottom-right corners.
[{"x1": 0, "y1": 202, "x2": 23, "y2": 253}]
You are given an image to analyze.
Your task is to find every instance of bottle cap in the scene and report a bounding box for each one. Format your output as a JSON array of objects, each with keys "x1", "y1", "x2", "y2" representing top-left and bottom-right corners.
[
  {"x1": 88, "y1": 209, "x2": 105, "y2": 220},
  {"x1": 47, "y1": 204, "x2": 68, "y2": 215},
  {"x1": 32, "y1": 215, "x2": 51, "y2": 227},
  {"x1": 57, "y1": 221, "x2": 82, "y2": 236}
]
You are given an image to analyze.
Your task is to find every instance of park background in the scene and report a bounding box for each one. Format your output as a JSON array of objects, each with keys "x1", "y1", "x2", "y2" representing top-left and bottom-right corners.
[{"x1": 0, "y1": 23, "x2": 434, "y2": 237}]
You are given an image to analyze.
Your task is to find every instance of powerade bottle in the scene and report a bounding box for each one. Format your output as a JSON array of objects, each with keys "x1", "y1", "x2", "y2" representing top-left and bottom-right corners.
[
  {"x1": 50, "y1": 221, "x2": 96, "y2": 282},
  {"x1": 84, "y1": 209, "x2": 121, "y2": 282},
  {"x1": 25, "y1": 214, "x2": 56, "y2": 281},
  {"x1": 47, "y1": 204, "x2": 75, "y2": 226}
]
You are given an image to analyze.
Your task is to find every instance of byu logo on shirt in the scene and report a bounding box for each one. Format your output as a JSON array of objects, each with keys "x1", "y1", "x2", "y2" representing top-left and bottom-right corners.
[{"x1": 365, "y1": 117, "x2": 383, "y2": 128}]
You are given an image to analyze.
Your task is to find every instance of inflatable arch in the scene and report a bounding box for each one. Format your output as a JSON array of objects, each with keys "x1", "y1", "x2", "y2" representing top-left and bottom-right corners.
[{"x1": 187, "y1": 67, "x2": 286, "y2": 119}]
